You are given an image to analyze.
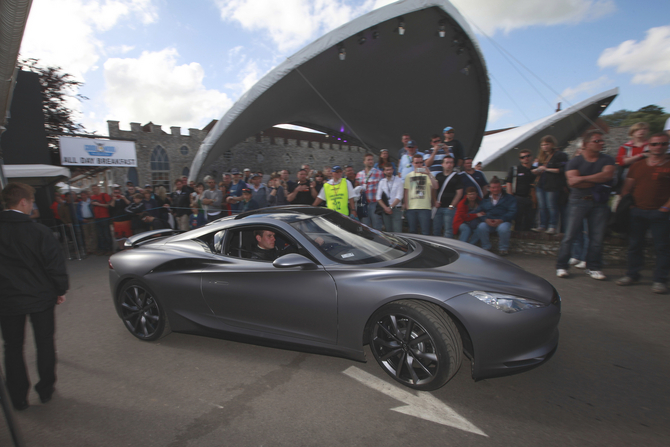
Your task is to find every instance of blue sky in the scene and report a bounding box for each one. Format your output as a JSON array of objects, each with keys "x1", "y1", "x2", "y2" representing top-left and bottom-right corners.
[{"x1": 19, "y1": 0, "x2": 670, "y2": 137}]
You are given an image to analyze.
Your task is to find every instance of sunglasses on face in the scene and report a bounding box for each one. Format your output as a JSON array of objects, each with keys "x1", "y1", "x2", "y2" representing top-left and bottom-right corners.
[
  {"x1": 519, "y1": 155, "x2": 531, "y2": 159},
  {"x1": 650, "y1": 142, "x2": 669, "y2": 147}
]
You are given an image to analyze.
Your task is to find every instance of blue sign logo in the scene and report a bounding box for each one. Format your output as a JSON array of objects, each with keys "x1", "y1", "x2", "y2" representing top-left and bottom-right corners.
[{"x1": 85, "y1": 142, "x2": 116, "y2": 157}]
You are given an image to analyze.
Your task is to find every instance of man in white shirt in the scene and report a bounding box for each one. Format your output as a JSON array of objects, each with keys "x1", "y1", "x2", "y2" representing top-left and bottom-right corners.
[{"x1": 376, "y1": 164, "x2": 404, "y2": 232}]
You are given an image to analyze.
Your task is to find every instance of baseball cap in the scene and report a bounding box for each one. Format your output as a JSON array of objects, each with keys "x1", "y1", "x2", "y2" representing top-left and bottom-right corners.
[
  {"x1": 380, "y1": 148, "x2": 388, "y2": 153},
  {"x1": 406, "y1": 140, "x2": 417, "y2": 147},
  {"x1": 241, "y1": 188, "x2": 252, "y2": 194},
  {"x1": 332, "y1": 165, "x2": 343, "y2": 172},
  {"x1": 443, "y1": 126, "x2": 454, "y2": 133},
  {"x1": 243, "y1": 168, "x2": 251, "y2": 172},
  {"x1": 230, "y1": 168, "x2": 240, "y2": 174},
  {"x1": 250, "y1": 173, "x2": 261, "y2": 179}
]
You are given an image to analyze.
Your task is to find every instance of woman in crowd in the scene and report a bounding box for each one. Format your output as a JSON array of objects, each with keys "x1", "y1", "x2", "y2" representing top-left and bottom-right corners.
[
  {"x1": 453, "y1": 187, "x2": 482, "y2": 245},
  {"x1": 532, "y1": 135, "x2": 568, "y2": 235},
  {"x1": 374, "y1": 149, "x2": 397, "y2": 176}
]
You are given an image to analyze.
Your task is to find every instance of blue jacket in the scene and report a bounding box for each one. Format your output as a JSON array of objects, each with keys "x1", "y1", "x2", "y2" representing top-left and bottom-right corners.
[{"x1": 474, "y1": 193, "x2": 517, "y2": 222}]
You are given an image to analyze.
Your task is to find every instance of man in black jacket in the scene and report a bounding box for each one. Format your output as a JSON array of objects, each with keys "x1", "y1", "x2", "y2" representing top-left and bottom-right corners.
[{"x1": 0, "y1": 183, "x2": 69, "y2": 410}]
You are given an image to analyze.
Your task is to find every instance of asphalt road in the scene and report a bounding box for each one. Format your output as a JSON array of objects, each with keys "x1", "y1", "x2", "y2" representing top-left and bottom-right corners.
[{"x1": 1, "y1": 253, "x2": 668, "y2": 447}]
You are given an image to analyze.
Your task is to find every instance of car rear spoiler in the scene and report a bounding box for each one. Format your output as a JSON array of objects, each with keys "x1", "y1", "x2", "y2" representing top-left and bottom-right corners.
[{"x1": 124, "y1": 229, "x2": 184, "y2": 248}]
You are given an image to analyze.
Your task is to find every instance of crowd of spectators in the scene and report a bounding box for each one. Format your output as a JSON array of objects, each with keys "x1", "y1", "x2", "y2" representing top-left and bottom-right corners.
[{"x1": 37, "y1": 119, "x2": 670, "y2": 293}]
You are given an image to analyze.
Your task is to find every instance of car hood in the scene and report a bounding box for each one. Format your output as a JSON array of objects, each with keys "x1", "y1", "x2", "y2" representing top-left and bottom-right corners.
[{"x1": 400, "y1": 235, "x2": 557, "y2": 305}]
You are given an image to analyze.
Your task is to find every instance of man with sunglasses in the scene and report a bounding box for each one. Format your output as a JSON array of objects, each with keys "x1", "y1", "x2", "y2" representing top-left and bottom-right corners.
[
  {"x1": 556, "y1": 130, "x2": 615, "y2": 280},
  {"x1": 505, "y1": 149, "x2": 536, "y2": 231},
  {"x1": 617, "y1": 132, "x2": 670, "y2": 294}
]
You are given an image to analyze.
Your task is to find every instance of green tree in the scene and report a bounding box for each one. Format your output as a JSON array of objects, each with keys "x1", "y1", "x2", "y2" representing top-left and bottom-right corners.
[
  {"x1": 601, "y1": 105, "x2": 669, "y2": 134},
  {"x1": 621, "y1": 105, "x2": 668, "y2": 134},
  {"x1": 600, "y1": 109, "x2": 632, "y2": 127},
  {"x1": 18, "y1": 58, "x2": 89, "y2": 161}
]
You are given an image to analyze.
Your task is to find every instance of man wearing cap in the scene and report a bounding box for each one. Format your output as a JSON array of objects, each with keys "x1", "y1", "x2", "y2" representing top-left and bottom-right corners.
[
  {"x1": 226, "y1": 168, "x2": 246, "y2": 213},
  {"x1": 399, "y1": 140, "x2": 424, "y2": 180},
  {"x1": 240, "y1": 188, "x2": 260, "y2": 212},
  {"x1": 313, "y1": 166, "x2": 357, "y2": 218},
  {"x1": 356, "y1": 153, "x2": 384, "y2": 230},
  {"x1": 443, "y1": 126, "x2": 465, "y2": 168},
  {"x1": 459, "y1": 157, "x2": 489, "y2": 198}
]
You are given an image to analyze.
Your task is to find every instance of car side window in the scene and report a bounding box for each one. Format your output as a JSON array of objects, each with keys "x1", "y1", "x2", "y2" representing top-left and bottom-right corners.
[{"x1": 222, "y1": 226, "x2": 311, "y2": 263}]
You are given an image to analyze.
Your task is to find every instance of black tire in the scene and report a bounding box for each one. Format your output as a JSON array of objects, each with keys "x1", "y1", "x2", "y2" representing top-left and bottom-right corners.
[
  {"x1": 368, "y1": 300, "x2": 462, "y2": 390},
  {"x1": 117, "y1": 280, "x2": 171, "y2": 341}
]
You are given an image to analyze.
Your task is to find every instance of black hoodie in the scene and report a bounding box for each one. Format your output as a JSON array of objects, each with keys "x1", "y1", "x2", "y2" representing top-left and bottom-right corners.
[{"x1": 0, "y1": 210, "x2": 69, "y2": 315}]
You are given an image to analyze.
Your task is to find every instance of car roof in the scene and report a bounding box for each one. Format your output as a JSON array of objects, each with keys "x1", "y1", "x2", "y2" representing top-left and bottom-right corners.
[{"x1": 234, "y1": 205, "x2": 338, "y2": 223}]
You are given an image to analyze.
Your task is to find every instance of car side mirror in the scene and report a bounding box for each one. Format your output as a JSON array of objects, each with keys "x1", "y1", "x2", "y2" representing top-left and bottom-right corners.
[{"x1": 273, "y1": 253, "x2": 318, "y2": 270}]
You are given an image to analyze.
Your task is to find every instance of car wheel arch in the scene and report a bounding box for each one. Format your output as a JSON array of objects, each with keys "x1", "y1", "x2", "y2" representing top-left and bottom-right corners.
[{"x1": 362, "y1": 297, "x2": 474, "y2": 362}]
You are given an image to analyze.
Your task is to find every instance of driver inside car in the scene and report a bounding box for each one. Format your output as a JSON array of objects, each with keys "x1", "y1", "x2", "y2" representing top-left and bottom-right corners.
[{"x1": 250, "y1": 229, "x2": 297, "y2": 261}]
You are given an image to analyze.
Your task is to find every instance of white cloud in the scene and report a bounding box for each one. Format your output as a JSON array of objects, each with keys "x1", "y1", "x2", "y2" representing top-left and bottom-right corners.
[
  {"x1": 224, "y1": 60, "x2": 263, "y2": 97},
  {"x1": 488, "y1": 105, "x2": 511, "y2": 123},
  {"x1": 451, "y1": 0, "x2": 616, "y2": 35},
  {"x1": 21, "y1": 0, "x2": 157, "y2": 79},
  {"x1": 559, "y1": 76, "x2": 612, "y2": 101},
  {"x1": 103, "y1": 48, "x2": 233, "y2": 130},
  {"x1": 598, "y1": 25, "x2": 670, "y2": 86},
  {"x1": 213, "y1": 0, "x2": 381, "y2": 53}
]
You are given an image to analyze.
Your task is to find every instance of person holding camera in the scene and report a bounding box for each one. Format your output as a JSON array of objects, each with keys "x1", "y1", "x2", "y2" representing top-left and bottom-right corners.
[
  {"x1": 287, "y1": 169, "x2": 316, "y2": 205},
  {"x1": 404, "y1": 154, "x2": 437, "y2": 235}
]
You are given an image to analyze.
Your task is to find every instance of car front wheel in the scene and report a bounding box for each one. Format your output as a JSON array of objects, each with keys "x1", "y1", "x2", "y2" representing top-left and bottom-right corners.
[
  {"x1": 369, "y1": 300, "x2": 462, "y2": 390},
  {"x1": 117, "y1": 280, "x2": 171, "y2": 341}
]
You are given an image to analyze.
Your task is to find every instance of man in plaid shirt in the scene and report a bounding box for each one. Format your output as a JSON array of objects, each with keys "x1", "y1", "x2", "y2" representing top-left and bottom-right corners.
[{"x1": 356, "y1": 153, "x2": 384, "y2": 230}]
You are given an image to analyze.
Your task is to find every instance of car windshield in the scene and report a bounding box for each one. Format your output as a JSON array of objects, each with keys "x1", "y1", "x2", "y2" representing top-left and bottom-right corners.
[{"x1": 289, "y1": 213, "x2": 411, "y2": 264}]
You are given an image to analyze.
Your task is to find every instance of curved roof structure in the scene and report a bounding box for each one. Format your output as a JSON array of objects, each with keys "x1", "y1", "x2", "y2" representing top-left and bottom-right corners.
[
  {"x1": 192, "y1": 0, "x2": 489, "y2": 179},
  {"x1": 474, "y1": 88, "x2": 619, "y2": 171}
]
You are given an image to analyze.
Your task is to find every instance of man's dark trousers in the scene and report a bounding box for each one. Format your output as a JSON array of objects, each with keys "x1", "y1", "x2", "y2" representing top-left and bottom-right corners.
[{"x1": 0, "y1": 306, "x2": 56, "y2": 406}]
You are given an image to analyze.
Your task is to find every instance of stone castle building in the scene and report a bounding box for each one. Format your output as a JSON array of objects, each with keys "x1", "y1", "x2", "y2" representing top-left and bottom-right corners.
[{"x1": 106, "y1": 121, "x2": 369, "y2": 190}]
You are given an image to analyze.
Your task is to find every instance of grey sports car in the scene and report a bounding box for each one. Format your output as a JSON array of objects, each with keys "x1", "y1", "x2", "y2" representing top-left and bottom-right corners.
[{"x1": 109, "y1": 206, "x2": 560, "y2": 390}]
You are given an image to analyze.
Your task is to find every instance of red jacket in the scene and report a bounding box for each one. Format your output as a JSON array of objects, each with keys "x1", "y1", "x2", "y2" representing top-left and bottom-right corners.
[
  {"x1": 91, "y1": 193, "x2": 112, "y2": 219},
  {"x1": 453, "y1": 196, "x2": 481, "y2": 235}
]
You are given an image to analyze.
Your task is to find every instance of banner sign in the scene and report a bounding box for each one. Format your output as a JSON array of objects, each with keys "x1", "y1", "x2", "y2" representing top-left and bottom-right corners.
[{"x1": 59, "y1": 136, "x2": 137, "y2": 167}]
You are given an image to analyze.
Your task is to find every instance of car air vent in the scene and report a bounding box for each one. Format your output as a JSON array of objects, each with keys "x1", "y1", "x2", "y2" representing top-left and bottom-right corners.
[{"x1": 393, "y1": 241, "x2": 458, "y2": 268}]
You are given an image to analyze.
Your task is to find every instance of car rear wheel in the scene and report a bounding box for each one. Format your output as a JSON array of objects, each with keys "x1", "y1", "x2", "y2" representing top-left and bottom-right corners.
[
  {"x1": 117, "y1": 280, "x2": 171, "y2": 341},
  {"x1": 369, "y1": 300, "x2": 462, "y2": 390}
]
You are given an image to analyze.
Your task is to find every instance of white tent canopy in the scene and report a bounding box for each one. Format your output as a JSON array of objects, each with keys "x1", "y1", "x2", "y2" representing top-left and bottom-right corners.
[
  {"x1": 474, "y1": 88, "x2": 619, "y2": 171},
  {"x1": 191, "y1": 0, "x2": 489, "y2": 179},
  {"x1": 2, "y1": 164, "x2": 70, "y2": 186}
]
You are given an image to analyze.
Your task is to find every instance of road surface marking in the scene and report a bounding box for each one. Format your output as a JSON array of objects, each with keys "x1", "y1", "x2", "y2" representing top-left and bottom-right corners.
[{"x1": 343, "y1": 366, "x2": 487, "y2": 437}]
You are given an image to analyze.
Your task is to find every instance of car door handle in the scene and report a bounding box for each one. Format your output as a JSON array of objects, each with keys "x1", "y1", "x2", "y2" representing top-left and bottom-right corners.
[{"x1": 213, "y1": 281, "x2": 229, "y2": 286}]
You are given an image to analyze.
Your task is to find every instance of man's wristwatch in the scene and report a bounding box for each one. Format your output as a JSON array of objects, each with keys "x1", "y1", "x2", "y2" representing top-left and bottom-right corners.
[{"x1": 448, "y1": 205, "x2": 455, "y2": 209}]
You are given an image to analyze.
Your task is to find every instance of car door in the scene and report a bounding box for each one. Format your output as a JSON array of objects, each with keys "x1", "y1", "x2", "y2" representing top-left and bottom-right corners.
[{"x1": 200, "y1": 228, "x2": 338, "y2": 344}]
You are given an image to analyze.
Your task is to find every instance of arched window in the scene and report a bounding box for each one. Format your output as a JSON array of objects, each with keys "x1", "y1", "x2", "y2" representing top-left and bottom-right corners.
[
  {"x1": 182, "y1": 166, "x2": 190, "y2": 177},
  {"x1": 127, "y1": 167, "x2": 138, "y2": 187},
  {"x1": 180, "y1": 145, "x2": 189, "y2": 155},
  {"x1": 150, "y1": 145, "x2": 170, "y2": 189}
]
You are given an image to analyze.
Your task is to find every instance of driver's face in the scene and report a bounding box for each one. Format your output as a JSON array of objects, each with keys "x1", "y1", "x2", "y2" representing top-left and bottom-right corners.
[{"x1": 257, "y1": 231, "x2": 275, "y2": 250}]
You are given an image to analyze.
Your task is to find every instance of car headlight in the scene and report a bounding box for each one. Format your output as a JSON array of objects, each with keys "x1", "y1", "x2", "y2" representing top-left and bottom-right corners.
[{"x1": 468, "y1": 291, "x2": 544, "y2": 313}]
